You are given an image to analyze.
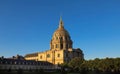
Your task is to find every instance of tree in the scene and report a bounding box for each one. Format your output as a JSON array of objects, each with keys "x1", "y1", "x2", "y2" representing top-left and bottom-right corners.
[
  {"x1": 59, "y1": 62, "x2": 68, "y2": 73},
  {"x1": 68, "y1": 57, "x2": 84, "y2": 71}
]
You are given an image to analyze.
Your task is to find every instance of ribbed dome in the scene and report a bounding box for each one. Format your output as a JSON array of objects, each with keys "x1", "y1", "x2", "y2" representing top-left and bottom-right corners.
[
  {"x1": 50, "y1": 17, "x2": 73, "y2": 50},
  {"x1": 52, "y1": 17, "x2": 70, "y2": 39},
  {"x1": 52, "y1": 25, "x2": 70, "y2": 39}
]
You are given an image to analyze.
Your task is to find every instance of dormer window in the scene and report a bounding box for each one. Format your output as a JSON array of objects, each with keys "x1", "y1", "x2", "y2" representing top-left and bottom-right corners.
[
  {"x1": 0, "y1": 61, "x2": 2, "y2": 64},
  {"x1": 5, "y1": 61, "x2": 7, "y2": 64},
  {"x1": 14, "y1": 61, "x2": 17, "y2": 64}
]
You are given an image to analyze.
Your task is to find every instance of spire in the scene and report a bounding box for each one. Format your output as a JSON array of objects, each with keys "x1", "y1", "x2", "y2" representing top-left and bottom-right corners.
[{"x1": 59, "y1": 16, "x2": 64, "y2": 28}]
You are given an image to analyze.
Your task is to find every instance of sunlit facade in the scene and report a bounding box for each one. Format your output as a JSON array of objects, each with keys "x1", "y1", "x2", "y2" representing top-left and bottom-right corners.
[{"x1": 25, "y1": 17, "x2": 84, "y2": 65}]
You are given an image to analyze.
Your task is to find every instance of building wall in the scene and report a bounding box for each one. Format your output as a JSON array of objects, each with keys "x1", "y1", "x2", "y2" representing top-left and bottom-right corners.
[
  {"x1": 38, "y1": 52, "x2": 46, "y2": 61},
  {"x1": 38, "y1": 51, "x2": 53, "y2": 64},
  {"x1": 46, "y1": 51, "x2": 53, "y2": 64},
  {"x1": 25, "y1": 57, "x2": 38, "y2": 61},
  {"x1": 0, "y1": 64, "x2": 54, "y2": 70},
  {"x1": 24, "y1": 48, "x2": 83, "y2": 65},
  {"x1": 54, "y1": 50, "x2": 64, "y2": 64},
  {"x1": 0, "y1": 58, "x2": 54, "y2": 70},
  {"x1": 37, "y1": 50, "x2": 64, "y2": 65}
]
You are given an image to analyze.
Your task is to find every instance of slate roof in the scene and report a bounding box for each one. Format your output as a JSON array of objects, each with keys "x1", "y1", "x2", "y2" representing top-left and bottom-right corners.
[
  {"x1": 0, "y1": 58, "x2": 53, "y2": 66},
  {"x1": 24, "y1": 53, "x2": 38, "y2": 58}
]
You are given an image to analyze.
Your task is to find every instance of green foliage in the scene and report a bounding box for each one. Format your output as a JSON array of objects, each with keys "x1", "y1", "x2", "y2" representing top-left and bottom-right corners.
[
  {"x1": 68, "y1": 57, "x2": 84, "y2": 71},
  {"x1": 67, "y1": 57, "x2": 120, "y2": 72},
  {"x1": 60, "y1": 62, "x2": 68, "y2": 68},
  {"x1": 81, "y1": 58, "x2": 120, "y2": 72}
]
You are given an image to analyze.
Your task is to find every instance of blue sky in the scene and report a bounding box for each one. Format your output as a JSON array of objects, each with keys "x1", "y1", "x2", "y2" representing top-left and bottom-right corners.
[{"x1": 0, "y1": 0, "x2": 120, "y2": 60}]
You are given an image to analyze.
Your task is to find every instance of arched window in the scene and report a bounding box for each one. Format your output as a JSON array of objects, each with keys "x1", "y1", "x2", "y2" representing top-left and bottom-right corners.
[
  {"x1": 56, "y1": 44, "x2": 58, "y2": 48},
  {"x1": 60, "y1": 37, "x2": 63, "y2": 41},
  {"x1": 60, "y1": 44, "x2": 63, "y2": 49},
  {"x1": 65, "y1": 36, "x2": 67, "y2": 40},
  {"x1": 66, "y1": 44, "x2": 68, "y2": 49},
  {"x1": 47, "y1": 54, "x2": 50, "y2": 58},
  {"x1": 58, "y1": 54, "x2": 60, "y2": 57},
  {"x1": 56, "y1": 37, "x2": 58, "y2": 40},
  {"x1": 40, "y1": 56, "x2": 42, "y2": 59}
]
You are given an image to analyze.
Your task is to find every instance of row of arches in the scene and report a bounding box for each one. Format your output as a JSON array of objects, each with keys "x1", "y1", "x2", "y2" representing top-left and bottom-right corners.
[
  {"x1": 53, "y1": 36, "x2": 70, "y2": 41},
  {"x1": 51, "y1": 43, "x2": 72, "y2": 49}
]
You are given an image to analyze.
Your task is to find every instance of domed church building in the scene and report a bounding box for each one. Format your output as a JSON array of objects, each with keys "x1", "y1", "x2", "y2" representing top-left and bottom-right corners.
[{"x1": 25, "y1": 17, "x2": 84, "y2": 65}]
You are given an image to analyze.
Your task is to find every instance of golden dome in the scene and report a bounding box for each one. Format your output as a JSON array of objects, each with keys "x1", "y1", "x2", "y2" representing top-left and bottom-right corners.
[
  {"x1": 52, "y1": 17, "x2": 70, "y2": 39},
  {"x1": 50, "y1": 17, "x2": 73, "y2": 50}
]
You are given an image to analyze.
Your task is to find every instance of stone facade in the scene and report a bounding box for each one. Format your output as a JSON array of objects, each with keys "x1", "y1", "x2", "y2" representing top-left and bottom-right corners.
[
  {"x1": 0, "y1": 56, "x2": 54, "y2": 70},
  {"x1": 25, "y1": 17, "x2": 84, "y2": 65}
]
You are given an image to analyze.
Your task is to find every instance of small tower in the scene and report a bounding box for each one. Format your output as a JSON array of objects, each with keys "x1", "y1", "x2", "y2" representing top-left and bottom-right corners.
[{"x1": 50, "y1": 17, "x2": 73, "y2": 50}]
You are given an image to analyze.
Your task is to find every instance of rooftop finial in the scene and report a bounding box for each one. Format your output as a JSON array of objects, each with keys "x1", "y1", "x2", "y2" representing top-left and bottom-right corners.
[{"x1": 59, "y1": 16, "x2": 64, "y2": 28}]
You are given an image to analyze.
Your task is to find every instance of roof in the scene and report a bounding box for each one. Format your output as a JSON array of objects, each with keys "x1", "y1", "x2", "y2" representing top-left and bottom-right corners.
[
  {"x1": 24, "y1": 53, "x2": 38, "y2": 58},
  {"x1": 0, "y1": 58, "x2": 53, "y2": 65},
  {"x1": 52, "y1": 17, "x2": 71, "y2": 39}
]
